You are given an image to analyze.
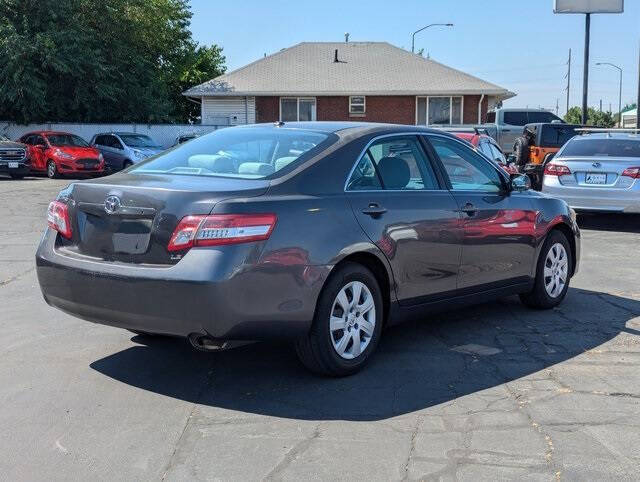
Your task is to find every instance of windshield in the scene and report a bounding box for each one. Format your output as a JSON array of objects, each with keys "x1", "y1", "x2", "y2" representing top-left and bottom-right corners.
[
  {"x1": 119, "y1": 134, "x2": 159, "y2": 148},
  {"x1": 47, "y1": 134, "x2": 89, "y2": 147},
  {"x1": 132, "y1": 127, "x2": 332, "y2": 179},
  {"x1": 561, "y1": 138, "x2": 640, "y2": 158}
]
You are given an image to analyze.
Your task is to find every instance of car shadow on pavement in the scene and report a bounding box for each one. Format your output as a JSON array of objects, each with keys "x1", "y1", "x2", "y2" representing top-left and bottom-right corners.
[
  {"x1": 577, "y1": 213, "x2": 640, "y2": 234},
  {"x1": 90, "y1": 287, "x2": 640, "y2": 421}
]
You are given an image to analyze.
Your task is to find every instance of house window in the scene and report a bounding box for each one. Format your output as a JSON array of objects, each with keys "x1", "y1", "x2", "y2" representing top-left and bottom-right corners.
[
  {"x1": 280, "y1": 97, "x2": 316, "y2": 121},
  {"x1": 349, "y1": 96, "x2": 366, "y2": 115},
  {"x1": 416, "y1": 96, "x2": 463, "y2": 125}
]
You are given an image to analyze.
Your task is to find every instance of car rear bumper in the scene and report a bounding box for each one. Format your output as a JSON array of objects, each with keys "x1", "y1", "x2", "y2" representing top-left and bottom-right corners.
[
  {"x1": 543, "y1": 178, "x2": 640, "y2": 213},
  {"x1": 36, "y1": 229, "x2": 329, "y2": 340}
]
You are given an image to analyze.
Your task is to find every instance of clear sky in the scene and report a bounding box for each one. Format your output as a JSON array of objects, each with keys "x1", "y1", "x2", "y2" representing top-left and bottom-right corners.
[{"x1": 188, "y1": 0, "x2": 639, "y2": 115}]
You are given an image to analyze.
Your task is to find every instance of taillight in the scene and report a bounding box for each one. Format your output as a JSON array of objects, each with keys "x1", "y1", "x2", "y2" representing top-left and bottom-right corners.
[
  {"x1": 544, "y1": 163, "x2": 571, "y2": 176},
  {"x1": 47, "y1": 201, "x2": 72, "y2": 239},
  {"x1": 168, "y1": 214, "x2": 277, "y2": 252},
  {"x1": 621, "y1": 167, "x2": 640, "y2": 179}
]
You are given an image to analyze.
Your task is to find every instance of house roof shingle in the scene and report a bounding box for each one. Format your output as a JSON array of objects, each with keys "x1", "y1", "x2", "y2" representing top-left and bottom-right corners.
[{"x1": 184, "y1": 42, "x2": 515, "y2": 99}]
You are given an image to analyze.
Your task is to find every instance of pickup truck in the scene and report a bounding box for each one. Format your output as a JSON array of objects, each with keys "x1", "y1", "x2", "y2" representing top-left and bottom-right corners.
[
  {"x1": 0, "y1": 134, "x2": 30, "y2": 179},
  {"x1": 479, "y1": 108, "x2": 565, "y2": 153}
]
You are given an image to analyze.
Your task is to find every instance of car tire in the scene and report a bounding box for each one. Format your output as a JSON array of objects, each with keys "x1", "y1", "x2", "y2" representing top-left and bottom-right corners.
[
  {"x1": 520, "y1": 230, "x2": 572, "y2": 309},
  {"x1": 46, "y1": 160, "x2": 59, "y2": 179},
  {"x1": 9, "y1": 173, "x2": 24, "y2": 180},
  {"x1": 513, "y1": 136, "x2": 530, "y2": 167},
  {"x1": 295, "y1": 262, "x2": 384, "y2": 377}
]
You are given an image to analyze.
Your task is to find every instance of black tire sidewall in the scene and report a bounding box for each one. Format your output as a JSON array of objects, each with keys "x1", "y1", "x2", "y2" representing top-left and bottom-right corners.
[{"x1": 312, "y1": 264, "x2": 383, "y2": 374}]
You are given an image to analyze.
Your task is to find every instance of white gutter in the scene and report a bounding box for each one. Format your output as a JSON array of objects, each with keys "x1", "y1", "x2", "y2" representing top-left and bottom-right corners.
[{"x1": 477, "y1": 94, "x2": 485, "y2": 124}]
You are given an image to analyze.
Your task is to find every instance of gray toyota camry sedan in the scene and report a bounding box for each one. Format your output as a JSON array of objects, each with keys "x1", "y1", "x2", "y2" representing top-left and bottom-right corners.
[{"x1": 36, "y1": 122, "x2": 581, "y2": 376}]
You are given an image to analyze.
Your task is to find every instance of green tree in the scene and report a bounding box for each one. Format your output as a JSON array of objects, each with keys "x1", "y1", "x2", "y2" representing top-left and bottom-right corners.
[
  {"x1": 0, "y1": 0, "x2": 225, "y2": 124},
  {"x1": 564, "y1": 107, "x2": 616, "y2": 127}
]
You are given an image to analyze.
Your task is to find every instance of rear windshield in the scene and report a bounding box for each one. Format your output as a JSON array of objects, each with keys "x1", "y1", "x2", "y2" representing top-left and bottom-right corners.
[
  {"x1": 561, "y1": 138, "x2": 640, "y2": 158},
  {"x1": 119, "y1": 134, "x2": 159, "y2": 148},
  {"x1": 132, "y1": 127, "x2": 332, "y2": 178},
  {"x1": 540, "y1": 126, "x2": 579, "y2": 147},
  {"x1": 47, "y1": 134, "x2": 89, "y2": 147}
]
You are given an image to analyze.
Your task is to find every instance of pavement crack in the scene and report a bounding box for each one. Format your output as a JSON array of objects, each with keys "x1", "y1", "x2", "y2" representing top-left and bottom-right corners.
[
  {"x1": 0, "y1": 266, "x2": 35, "y2": 287},
  {"x1": 402, "y1": 415, "x2": 423, "y2": 480},
  {"x1": 264, "y1": 424, "x2": 321, "y2": 480}
]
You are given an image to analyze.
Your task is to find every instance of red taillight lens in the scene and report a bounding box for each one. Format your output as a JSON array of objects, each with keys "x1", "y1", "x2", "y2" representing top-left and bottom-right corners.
[
  {"x1": 168, "y1": 214, "x2": 277, "y2": 252},
  {"x1": 47, "y1": 201, "x2": 72, "y2": 239},
  {"x1": 544, "y1": 163, "x2": 572, "y2": 176},
  {"x1": 621, "y1": 167, "x2": 640, "y2": 179}
]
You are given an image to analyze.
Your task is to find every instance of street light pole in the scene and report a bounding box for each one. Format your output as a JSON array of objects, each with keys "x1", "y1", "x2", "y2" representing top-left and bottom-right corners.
[
  {"x1": 582, "y1": 13, "x2": 590, "y2": 124},
  {"x1": 411, "y1": 23, "x2": 453, "y2": 53},
  {"x1": 596, "y1": 62, "x2": 623, "y2": 126}
]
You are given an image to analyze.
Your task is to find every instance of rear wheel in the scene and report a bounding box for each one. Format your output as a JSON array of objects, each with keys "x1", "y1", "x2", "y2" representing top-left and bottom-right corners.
[
  {"x1": 520, "y1": 230, "x2": 572, "y2": 309},
  {"x1": 512, "y1": 136, "x2": 530, "y2": 167},
  {"x1": 295, "y1": 262, "x2": 383, "y2": 376},
  {"x1": 46, "y1": 160, "x2": 59, "y2": 179}
]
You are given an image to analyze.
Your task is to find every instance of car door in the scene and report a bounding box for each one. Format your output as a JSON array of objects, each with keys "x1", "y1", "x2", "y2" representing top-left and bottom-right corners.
[
  {"x1": 346, "y1": 134, "x2": 463, "y2": 305},
  {"x1": 108, "y1": 135, "x2": 127, "y2": 168},
  {"x1": 28, "y1": 135, "x2": 47, "y2": 171},
  {"x1": 425, "y1": 134, "x2": 537, "y2": 291},
  {"x1": 500, "y1": 111, "x2": 527, "y2": 152}
]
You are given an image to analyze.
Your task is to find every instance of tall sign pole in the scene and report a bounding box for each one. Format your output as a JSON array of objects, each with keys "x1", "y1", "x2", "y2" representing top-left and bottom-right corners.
[
  {"x1": 553, "y1": 0, "x2": 624, "y2": 123},
  {"x1": 582, "y1": 13, "x2": 590, "y2": 124}
]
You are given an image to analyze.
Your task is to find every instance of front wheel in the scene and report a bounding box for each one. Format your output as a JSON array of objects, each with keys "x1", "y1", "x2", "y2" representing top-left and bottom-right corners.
[
  {"x1": 520, "y1": 230, "x2": 572, "y2": 309},
  {"x1": 46, "y1": 160, "x2": 59, "y2": 179},
  {"x1": 295, "y1": 262, "x2": 383, "y2": 376}
]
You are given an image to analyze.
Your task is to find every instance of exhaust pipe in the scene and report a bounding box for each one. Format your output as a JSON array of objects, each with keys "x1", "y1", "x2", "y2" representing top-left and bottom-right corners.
[{"x1": 188, "y1": 333, "x2": 229, "y2": 351}]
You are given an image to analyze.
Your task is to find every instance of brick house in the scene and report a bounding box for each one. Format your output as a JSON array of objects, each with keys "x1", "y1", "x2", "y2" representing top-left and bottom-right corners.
[{"x1": 183, "y1": 42, "x2": 514, "y2": 126}]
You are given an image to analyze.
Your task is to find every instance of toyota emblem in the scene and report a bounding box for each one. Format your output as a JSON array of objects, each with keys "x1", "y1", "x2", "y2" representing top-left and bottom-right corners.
[
  {"x1": 592, "y1": 162, "x2": 601, "y2": 168},
  {"x1": 104, "y1": 195, "x2": 121, "y2": 214}
]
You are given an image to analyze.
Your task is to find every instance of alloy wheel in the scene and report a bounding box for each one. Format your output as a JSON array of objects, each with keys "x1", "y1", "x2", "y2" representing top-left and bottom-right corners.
[
  {"x1": 544, "y1": 242, "x2": 568, "y2": 298},
  {"x1": 329, "y1": 281, "x2": 376, "y2": 360}
]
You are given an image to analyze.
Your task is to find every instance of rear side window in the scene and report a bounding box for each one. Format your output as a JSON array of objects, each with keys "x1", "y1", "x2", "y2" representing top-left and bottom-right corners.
[
  {"x1": 346, "y1": 136, "x2": 438, "y2": 191},
  {"x1": 503, "y1": 112, "x2": 528, "y2": 126},
  {"x1": 561, "y1": 138, "x2": 640, "y2": 158},
  {"x1": 132, "y1": 127, "x2": 332, "y2": 179},
  {"x1": 540, "y1": 126, "x2": 579, "y2": 147}
]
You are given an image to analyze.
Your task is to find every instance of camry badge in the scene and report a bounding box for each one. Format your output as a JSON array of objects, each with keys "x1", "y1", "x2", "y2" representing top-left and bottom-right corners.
[{"x1": 104, "y1": 195, "x2": 121, "y2": 214}]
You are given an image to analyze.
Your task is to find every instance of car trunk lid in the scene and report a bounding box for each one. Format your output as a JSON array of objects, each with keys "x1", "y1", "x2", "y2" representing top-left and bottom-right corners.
[
  {"x1": 59, "y1": 172, "x2": 270, "y2": 264},
  {"x1": 555, "y1": 156, "x2": 640, "y2": 189}
]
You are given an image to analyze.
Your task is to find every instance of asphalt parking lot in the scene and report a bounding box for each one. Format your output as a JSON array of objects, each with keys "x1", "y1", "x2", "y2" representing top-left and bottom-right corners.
[{"x1": 1, "y1": 176, "x2": 639, "y2": 481}]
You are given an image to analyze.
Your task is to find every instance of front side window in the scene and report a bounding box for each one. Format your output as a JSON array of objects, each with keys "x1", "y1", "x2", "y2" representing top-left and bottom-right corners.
[
  {"x1": 416, "y1": 96, "x2": 463, "y2": 125},
  {"x1": 131, "y1": 127, "x2": 332, "y2": 179},
  {"x1": 349, "y1": 96, "x2": 366, "y2": 114},
  {"x1": 503, "y1": 111, "x2": 529, "y2": 126},
  {"x1": 428, "y1": 136, "x2": 503, "y2": 192},
  {"x1": 280, "y1": 98, "x2": 316, "y2": 122},
  {"x1": 346, "y1": 136, "x2": 438, "y2": 191},
  {"x1": 119, "y1": 134, "x2": 158, "y2": 148}
]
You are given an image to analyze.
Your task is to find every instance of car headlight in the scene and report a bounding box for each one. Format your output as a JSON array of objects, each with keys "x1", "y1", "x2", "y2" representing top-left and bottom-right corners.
[
  {"x1": 98, "y1": 153, "x2": 104, "y2": 162},
  {"x1": 55, "y1": 149, "x2": 74, "y2": 160},
  {"x1": 132, "y1": 149, "x2": 145, "y2": 159}
]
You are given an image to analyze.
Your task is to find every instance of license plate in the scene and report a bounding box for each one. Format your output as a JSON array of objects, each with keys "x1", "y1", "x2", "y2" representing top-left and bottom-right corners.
[
  {"x1": 8, "y1": 162, "x2": 19, "y2": 168},
  {"x1": 585, "y1": 173, "x2": 606, "y2": 184}
]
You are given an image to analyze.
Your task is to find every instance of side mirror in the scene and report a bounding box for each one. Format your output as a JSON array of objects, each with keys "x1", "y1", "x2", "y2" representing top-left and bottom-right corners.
[
  {"x1": 510, "y1": 174, "x2": 531, "y2": 192},
  {"x1": 506, "y1": 154, "x2": 516, "y2": 164}
]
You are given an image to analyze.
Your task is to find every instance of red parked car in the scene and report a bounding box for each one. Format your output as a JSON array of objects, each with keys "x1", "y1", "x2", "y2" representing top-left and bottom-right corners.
[
  {"x1": 450, "y1": 130, "x2": 520, "y2": 176},
  {"x1": 19, "y1": 131, "x2": 105, "y2": 178}
]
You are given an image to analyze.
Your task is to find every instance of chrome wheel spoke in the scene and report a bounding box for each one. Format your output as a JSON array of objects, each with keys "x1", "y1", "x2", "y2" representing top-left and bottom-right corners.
[
  {"x1": 334, "y1": 333, "x2": 350, "y2": 356},
  {"x1": 351, "y1": 282, "x2": 362, "y2": 308},
  {"x1": 544, "y1": 242, "x2": 568, "y2": 298},
  {"x1": 330, "y1": 316, "x2": 346, "y2": 332},
  {"x1": 359, "y1": 318, "x2": 374, "y2": 337},
  {"x1": 358, "y1": 295, "x2": 374, "y2": 315},
  {"x1": 336, "y1": 290, "x2": 350, "y2": 313},
  {"x1": 351, "y1": 329, "x2": 361, "y2": 356}
]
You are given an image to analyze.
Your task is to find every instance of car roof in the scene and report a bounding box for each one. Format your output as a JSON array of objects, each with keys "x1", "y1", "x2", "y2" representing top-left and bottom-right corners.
[
  {"x1": 573, "y1": 132, "x2": 640, "y2": 141},
  {"x1": 22, "y1": 130, "x2": 74, "y2": 136}
]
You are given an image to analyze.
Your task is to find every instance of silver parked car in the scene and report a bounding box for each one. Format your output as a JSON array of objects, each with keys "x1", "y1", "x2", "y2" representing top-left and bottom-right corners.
[
  {"x1": 542, "y1": 132, "x2": 640, "y2": 213},
  {"x1": 90, "y1": 132, "x2": 163, "y2": 171}
]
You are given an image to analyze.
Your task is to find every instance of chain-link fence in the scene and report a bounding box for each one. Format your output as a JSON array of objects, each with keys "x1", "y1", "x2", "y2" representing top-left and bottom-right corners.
[{"x1": 0, "y1": 122, "x2": 228, "y2": 149}]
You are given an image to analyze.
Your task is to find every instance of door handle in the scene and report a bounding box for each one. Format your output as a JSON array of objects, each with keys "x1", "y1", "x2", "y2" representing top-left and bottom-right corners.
[
  {"x1": 459, "y1": 202, "x2": 477, "y2": 216},
  {"x1": 362, "y1": 203, "x2": 387, "y2": 218}
]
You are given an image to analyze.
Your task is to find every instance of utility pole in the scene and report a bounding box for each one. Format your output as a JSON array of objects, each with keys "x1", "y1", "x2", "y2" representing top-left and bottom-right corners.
[
  {"x1": 565, "y1": 48, "x2": 571, "y2": 114},
  {"x1": 599, "y1": 99, "x2": 602, "y2": 112},
  {"x1": 582, "y1": 13, "x2": 591, "y2": 124},
  {"x1": 556, "y1": 98, "x2": 559, "y2": 115},
  {"x1": 637, "y1": 38, "x2": 640, "y2": 129}
]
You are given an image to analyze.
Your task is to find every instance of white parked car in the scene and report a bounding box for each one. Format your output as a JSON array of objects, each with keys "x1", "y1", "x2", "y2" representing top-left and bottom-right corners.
[{"x1": 542, "y1": 132, "x2": 640, "y2": 213}]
